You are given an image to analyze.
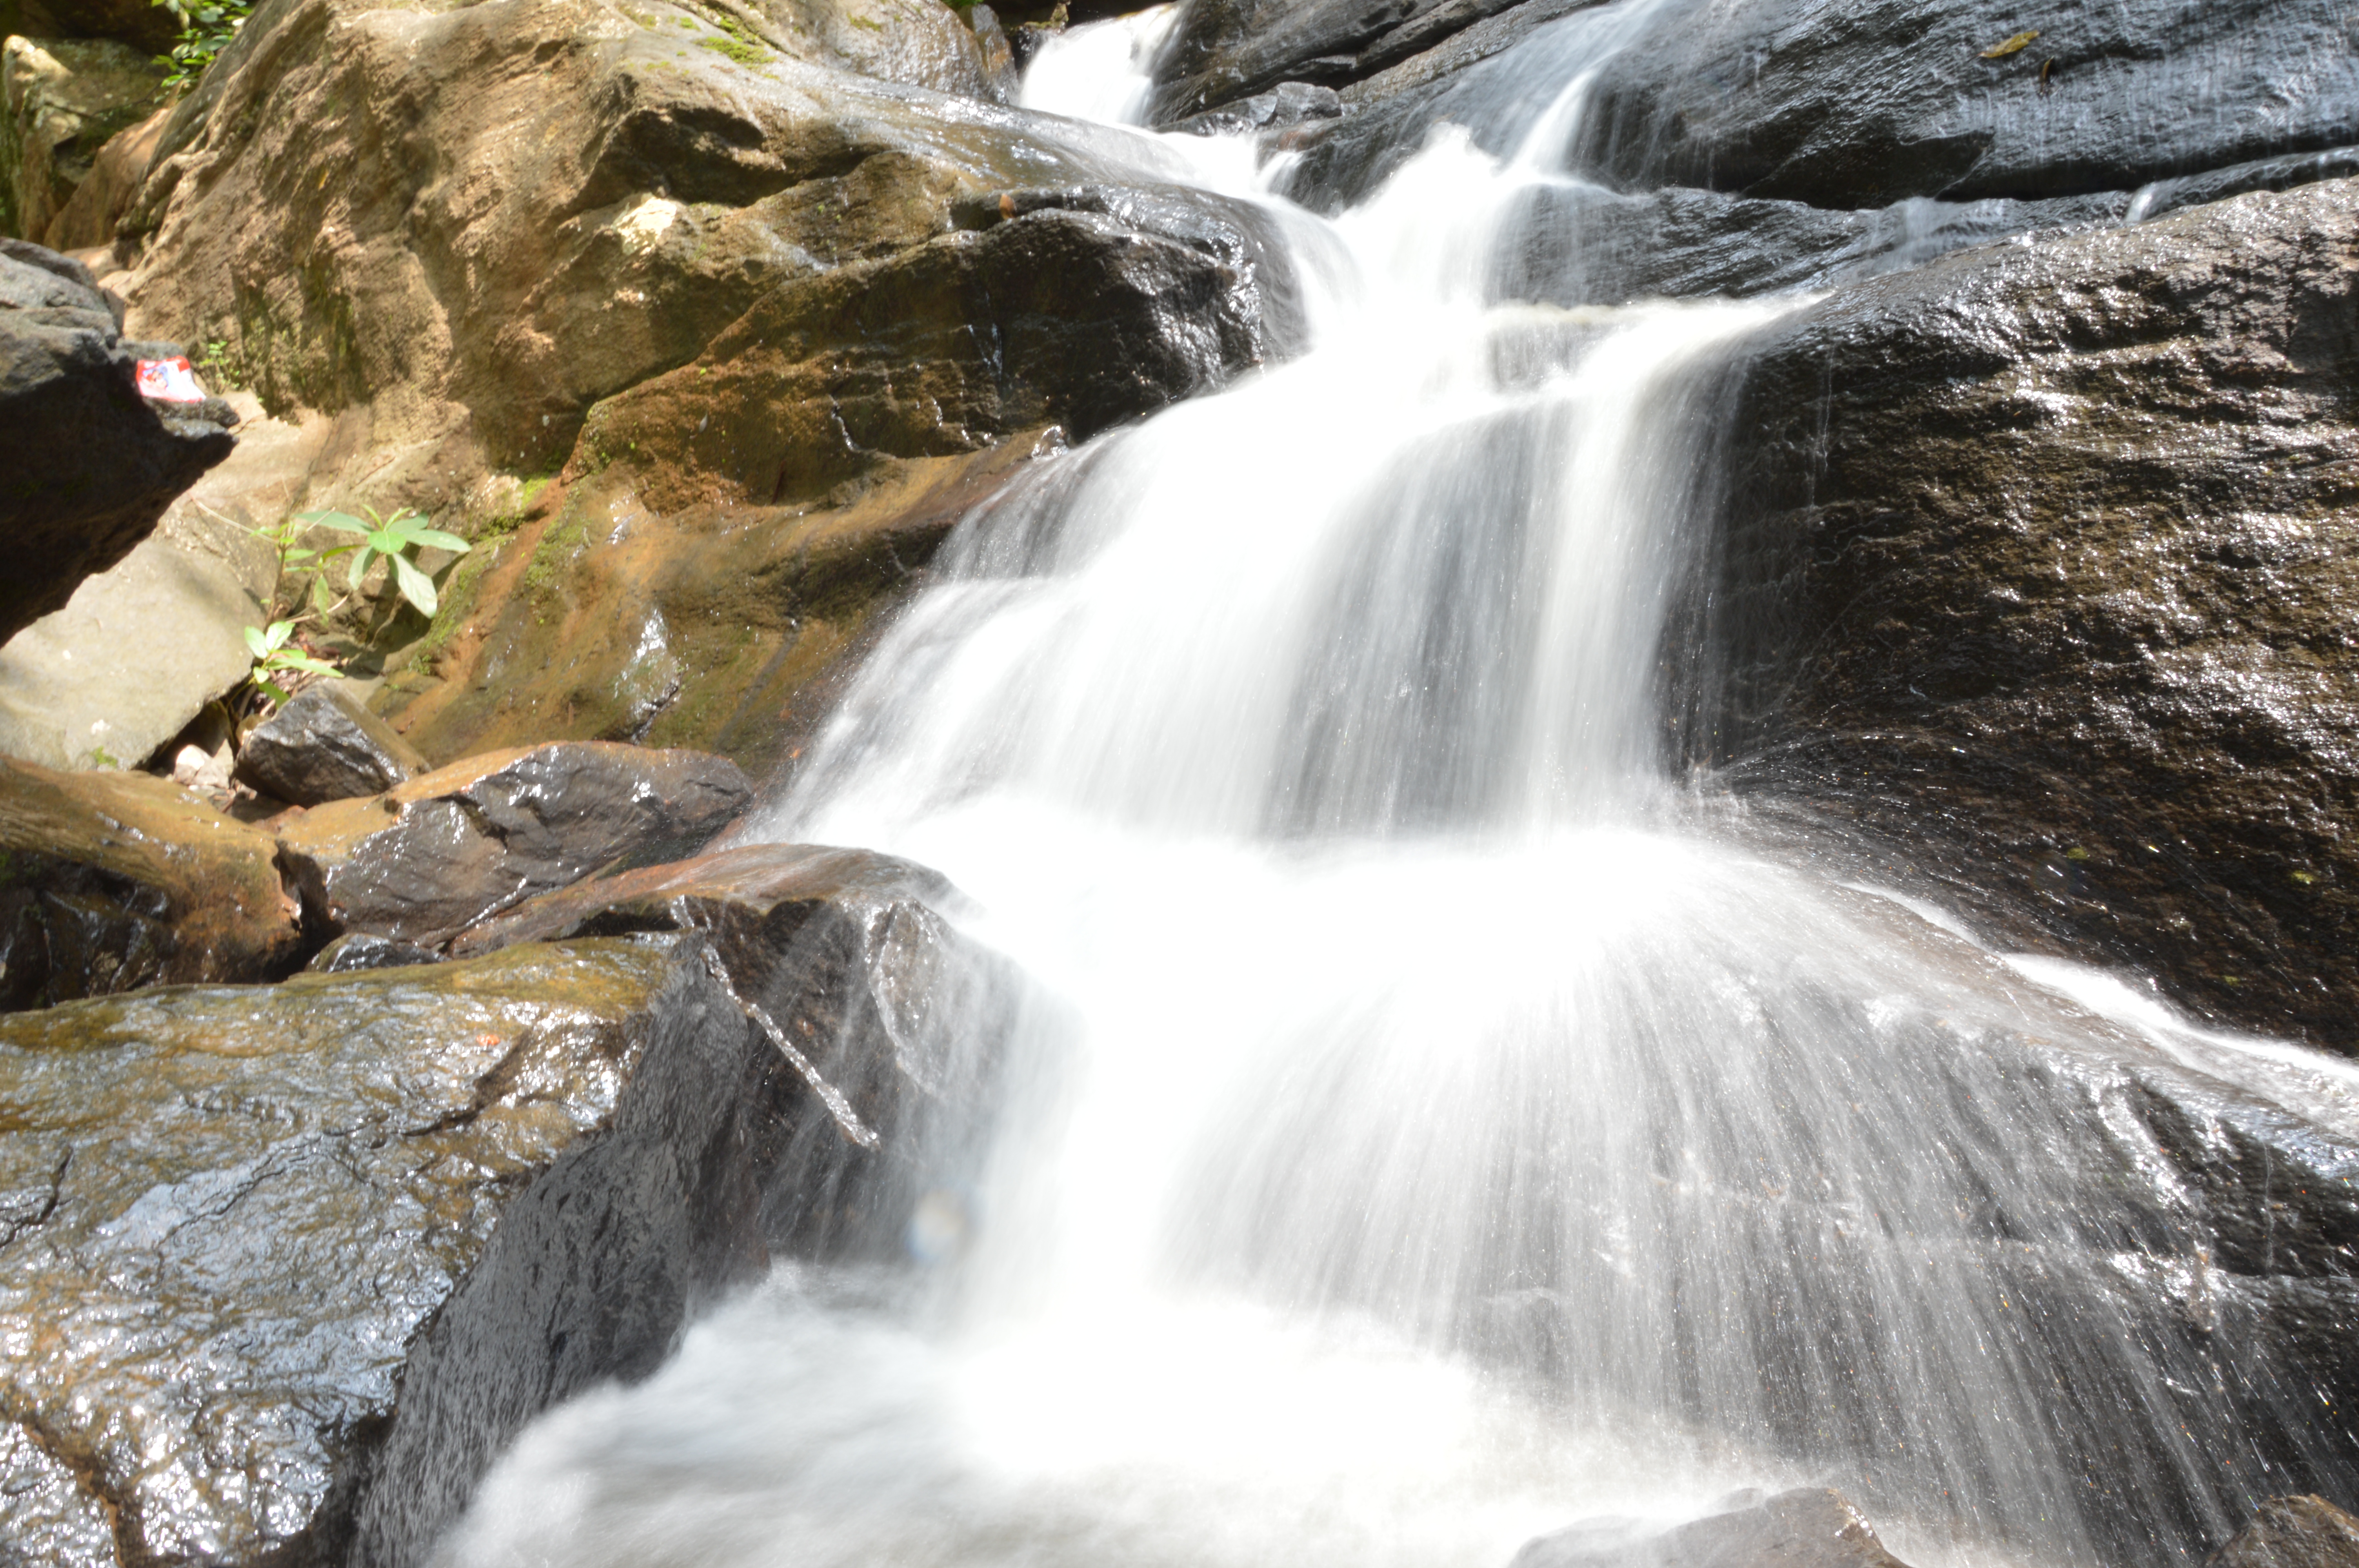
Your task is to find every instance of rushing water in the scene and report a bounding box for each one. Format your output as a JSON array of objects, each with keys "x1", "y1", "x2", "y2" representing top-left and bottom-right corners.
[{"x1": 441, "y1": 8, "x2": 2359, "y2": 1566}]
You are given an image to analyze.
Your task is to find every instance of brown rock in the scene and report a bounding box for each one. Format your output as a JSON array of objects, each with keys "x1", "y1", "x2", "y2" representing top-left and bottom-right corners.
[
  {"x1": 1707, "y1": 178, "x2": 2359, "y2": 1049},
  {"x1": 2208, "y1": 1496, "x2": 2359, "y2": 1567},
  {"x1": 273, "y1": 740, "x2": 751, "y2": 947},
  {"x1": 40, "y1": 98, "x2": 165, "y2": 250},
  {"x1": 0, "y1": 34, "x2": 164, "y2": 243},
  {"x1": 0, "y1": 751, "x2": 304, "y2": 1010}
]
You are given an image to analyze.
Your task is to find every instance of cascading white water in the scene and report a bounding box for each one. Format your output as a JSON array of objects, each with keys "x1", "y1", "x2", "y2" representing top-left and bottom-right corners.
[{"x1": 440, "y1": 7, "x2": 2359, "y2": 1566}]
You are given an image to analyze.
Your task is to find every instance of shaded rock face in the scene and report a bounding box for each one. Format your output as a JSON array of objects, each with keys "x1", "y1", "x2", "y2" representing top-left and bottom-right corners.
[
  {"x1": 0, "y1": 239, "x2": 238, "y2": 645},
  {"x1": 2208, "y1": 1495, "x2": 2359, "y2": 1567},
  {"x1": 237, "y1": 679, "x2": 429, "y2": 806},
  {"x1": 1695, "y1": 179, "x2": 2359, "y2": 1050},
  {"x1": 0, "y1": 937, "x2": 770, "y2": 1568},
  {"x1": 0, "y1": 753, "x2": 304, "y2": 1010},
  {"x1": 276, "y1": 741, "x2": 753, "y2": 949},
  {"x1": 450, "y1": 840, "x2": 1021, "y2": 1263},
  {"x1": 0, "y1": 34, "x2": 164, "y2": 243},
  {"x1": 1513, "y1": 1488, "x2": 1911, "y2": 1568}
]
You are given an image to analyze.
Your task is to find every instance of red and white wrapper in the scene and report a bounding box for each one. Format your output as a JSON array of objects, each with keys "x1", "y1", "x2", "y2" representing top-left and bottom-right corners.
[{"x1": 136, "y1": 356, "x2": 207, "y2": 403}]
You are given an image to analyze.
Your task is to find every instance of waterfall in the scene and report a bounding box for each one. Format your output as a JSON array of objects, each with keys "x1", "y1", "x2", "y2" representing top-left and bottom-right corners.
[{"x1": 438, "y1": 7, "x2": 2359, "y2": 1566}]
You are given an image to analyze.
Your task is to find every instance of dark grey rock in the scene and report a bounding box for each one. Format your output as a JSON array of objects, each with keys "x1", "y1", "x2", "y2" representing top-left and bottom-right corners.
[
  {"x1": 274, "y1": 741, "x2": 753, "y2": 950},
  {"x1": 1269, "y1": 0, "x2": 2359, "y2": 220},
  {"x1": 1165, "y1": 80, "x2": 1344, "y2": 139},
  {"x1": 1490, "y1": 180, "x2": 2132, "y2": 308},
  {"x1": 448, "y1": 840, "x2": 1022, "y2": 1263},
  {"x1": 237, "y1": 680, "x2": 431, "y2": 806},
  {"x1": 2206, "y1": 1495, "x2": 2359, "y2": 1567},
  {"x1": 0, "y1": 237, "x2": 237, "y2": 646},
  {"x1": 2134, "y1": 144, "x2": 2359, "y2": 224},
  {"x1": 1513, "y1": 1488, "x2": 1912, "y2": 1567},
  {"x1": 1696, "y1": 178, "x2": 2359, "y2": 1048}
]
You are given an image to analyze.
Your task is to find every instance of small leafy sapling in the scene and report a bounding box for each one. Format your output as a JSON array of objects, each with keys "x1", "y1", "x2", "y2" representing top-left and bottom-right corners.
[
  {"x1": 242, "y1": 621, "x2": 342, "y2": 706},
  {"x1": 295, "y1": 505, "x2": 474, "y2": 617}
]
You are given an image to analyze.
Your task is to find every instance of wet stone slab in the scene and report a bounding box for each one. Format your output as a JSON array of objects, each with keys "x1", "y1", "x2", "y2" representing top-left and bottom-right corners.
[{"x1": 0, "y1": 936, "x2": 770, "y2": 1567}]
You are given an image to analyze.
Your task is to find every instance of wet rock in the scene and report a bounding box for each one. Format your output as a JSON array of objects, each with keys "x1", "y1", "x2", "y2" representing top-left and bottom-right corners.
[
  {"x1": 237, "y1": 679, "x2": 429, "y2": 806},
  {"x1": 449, "y1": 840, "x2": 1019, "y2": 1259},
  {"x1": 1491, "y1": 181, "x2": 2131, "y2": 308},
  {"x1": 2208, "y1": 1495, "x2": 2359, "y2": 1567},
  {"x1": 0, "y1": 238, "x2": 237, "y2": 645},
  {"x1": 1147, "y1": 0, "x2": 1538, "y2": 123},
  {"x1": 1513, "y1": 1488, "x2": 1912, "y2": 1567},
  {"x1": 1702, "y1": 178, "x2": 2359, "y2": 1049},
  {"x1": 274, "y1": 741, "x2": 751, "y2": 948},
  {"x1": 1568, "y1": 0, "x2": 2359, "y2": 209},
  {"x1": 0, "y1": 936, "x2": 775, "y2": 1567},
  {"x1": 1165, "y1": 80, "x2": 1344, "y2": 139},
  {"x1": 1273, "y1": 0, "x2": 2359, "y2": 219},
  {"x1": 0, "y1": 751, "x2": 304, "y2": 1009},
  {"x1": 306, "y1": 930, "x2": 441, "y2": 972},
  {"x1": 0, "y1": 34, "x2": 165, "y2": 243}
]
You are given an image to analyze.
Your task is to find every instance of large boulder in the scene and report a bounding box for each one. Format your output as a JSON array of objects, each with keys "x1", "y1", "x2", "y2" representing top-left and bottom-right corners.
[
  {"x1": 1701, "y1": 178, "x2": 2359, "y2": 1049},
  {"x1": 274, "y1": 740, "x2": 752, "y2": 947},
  {"x1": 1263, "y1": 0, "x2": 2359, "y2": 221},
  {"x1": 0, "y1": 936, "x2": 770, "y2": 1567},
  {"x1": 0, "y1": 34, "x2": 165, "y2": 242},
  {"x1": 0, "y1": 751, "x2": 304, "y2": 1009},
  {"x1": 116, "y1": 0, "x2": 1297, "y2": 771},
  {"x1": 0, "y1": 239, "x2": 237, "y2": 645},
  {"x1": 0, "y1": 833, "x2": 1009, "y2": 1565}
]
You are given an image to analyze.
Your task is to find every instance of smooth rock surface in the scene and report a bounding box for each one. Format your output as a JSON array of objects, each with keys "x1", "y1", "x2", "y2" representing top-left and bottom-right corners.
[
  {"x1": 0, "y1": 936, "x2": 771, "y2": 1567},
  {"x1": 2208, "y1": 1495, "x2": 2359, "y2": 1567},
  {"x1": 1701, "y1": 178, "x2": 2359, "y2": 1050},
  {"x1": 1512, "y1": 1488, "x2": 1912, "y2": 1567},
  {"x1": 0, "y1": 532, "x2": 261, "y2": 770},
  {"x1": 274, "y1": 741, "x2": 752, "y2": 947},
  {"x1": 0, "y1": 239, "x2": 237, "y2": 644},
  {"x1": 0, "y1": 751, "x2": 304, "y2": 1009},
  {"x1": 238, "y1": 679, "x2": 429, "y2": 805}
]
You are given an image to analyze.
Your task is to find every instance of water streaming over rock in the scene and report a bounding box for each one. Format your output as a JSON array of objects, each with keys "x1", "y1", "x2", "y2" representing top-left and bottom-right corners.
[{"x1": 439, "y1": 7, "x2": 2359, "y2": 1565}]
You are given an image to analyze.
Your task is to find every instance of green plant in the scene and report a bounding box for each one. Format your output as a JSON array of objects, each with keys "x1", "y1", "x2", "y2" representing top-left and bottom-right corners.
[
  {"x1": 297, "y1": 505, "x2": 474, "y2": 617},
  {"x1": 154, "y1": 0, "x2": 254, "y2": 91},
  {"x1": 241, "y1": 620, "x2": 341, "y2": 705}
]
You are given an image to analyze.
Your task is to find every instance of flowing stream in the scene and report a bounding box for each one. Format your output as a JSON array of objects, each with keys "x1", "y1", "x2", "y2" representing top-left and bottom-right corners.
[{"x1": 441, "y1": 9, "x2": 2359, "y2": 1566}]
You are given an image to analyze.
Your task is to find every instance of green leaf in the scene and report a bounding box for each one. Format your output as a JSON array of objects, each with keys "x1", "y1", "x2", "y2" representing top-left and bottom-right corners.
[
  {"x1": 403, "y1": 528, "x2": 473, "y2": 555},
  {"x1": 300, "y1": 510, "x2": 375, "y2": 536},
  {"x1": 391, "y1": 553, "x2": 438, "y2": 616},
  {"x1": 309, "y1": 575, "x2": 337, "y2": 615},
  {"x1": 255, "y1": 675, "x2": 292, "y2": 706},
  {"x1": 348, "y1": 545, "x2": 373, "y2": 593},
  {"x1": 242, "y1": 624, "x2": 269, "y2": 659}
]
